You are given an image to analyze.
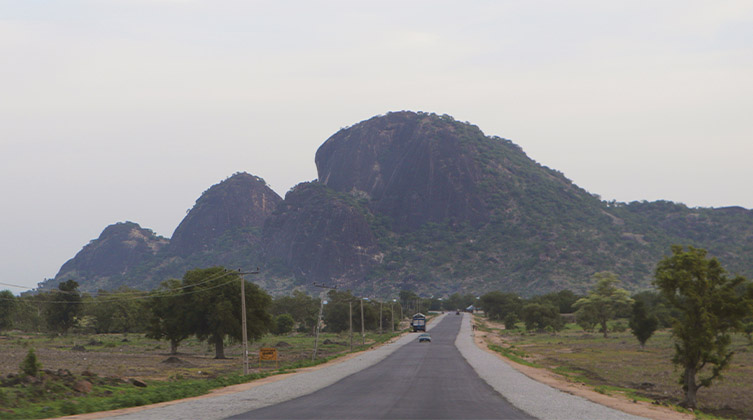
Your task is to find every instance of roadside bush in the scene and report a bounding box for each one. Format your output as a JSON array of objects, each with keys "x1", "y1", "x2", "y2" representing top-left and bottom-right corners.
[
  {"x1": 611, "y1": 321, "x2": 627, "y2": 333},
  {"x1": 522, "y1": 303, "x2": 564, "y2": 332},
  {"x1": 503, "y1": 313, "x2": 519, "y2": 330},
  {"x1": 20, "y1": 348, "x2": 42, "y2": 377}
]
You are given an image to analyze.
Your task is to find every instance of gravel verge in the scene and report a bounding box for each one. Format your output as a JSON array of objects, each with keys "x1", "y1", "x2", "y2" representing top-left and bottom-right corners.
[{"x1": 455, "y1": 314, "x2": 647, "y2": 420}]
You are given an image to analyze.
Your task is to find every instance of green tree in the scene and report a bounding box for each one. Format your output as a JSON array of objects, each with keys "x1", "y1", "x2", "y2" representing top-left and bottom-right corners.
[
  {"x1": 629, "y1": 300, "x2": 658, "y2": 348},
  {"x1": 43, "y1": 280, "x2": 82, "y2": 334},
  {"x1": 632, "y1": 290, "x2": 674, "y2": 328},
  {"x1": 573, "y1": 272, "x2": 633, "y2": 338},
  {"x1": 272, "y1": 313, "x2": 295, "y2": 335},
  {"x1": 575, "y1": 303, "x2": 599, "y2": 332},
  {"x1": 529, "y1": 290, "x2": 579, "y2": 314},
  {"x1": 146, "y1": 279, "x2": 192, "y2": 354},
  {"x1": 13, "y1": 294, "x2": 45, "y2": 332},
  {"x1": 271, "y1": 290, "x2": 319, "y2": 334},
  {"x1": 0, "y1": 290, "x2": 16, "y2": 333},
  {"x1": 654, "y1": 245, "x2": 753, "y2": 409},
  {"x1": 479, "y1": 291, "x2": 522, "y2": 322},
  {"x1": 88, "y1": 287, "x2": 149, "y2": 333},
  {"x1": 399, "y1": 290, "x2": 419, "y2": 314},
  {"x1": 503, "y1": 313, "x2": 520, "y2": 330},
  {"x1": 183, "y1": 267, "x2": 273, "y2": 359},
  {"x1": 20, "y1": 348, "x2": 41, "y2": 377},
  {"x1": 323, "y1": 290, "x2": 379, "y2": 333},
  {"x1": 522, "y1": 303, "x2": 564, "y2": 332},
  {"x1": 443, "y1": 293, "x2": 476, "y2": 311}
]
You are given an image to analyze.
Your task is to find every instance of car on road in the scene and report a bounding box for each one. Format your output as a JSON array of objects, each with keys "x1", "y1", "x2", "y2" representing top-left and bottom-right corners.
[{"x1": 418, "y1": 333, "x2": 431, "y2": 343}]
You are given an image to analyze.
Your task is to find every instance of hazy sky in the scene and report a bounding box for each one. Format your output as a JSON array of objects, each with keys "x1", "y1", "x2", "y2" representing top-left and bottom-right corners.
[{"x1": 2, "y1": 1, "x2": 752, "y2": 293}]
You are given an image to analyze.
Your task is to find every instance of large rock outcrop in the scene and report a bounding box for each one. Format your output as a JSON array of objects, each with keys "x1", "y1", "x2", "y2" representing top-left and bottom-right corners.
[
  {"x1": 52, "y1": 222, "x2": 168, "y2": 290},
  {"x1": 262, "y1": 182, "x2": 381, "y2": 289},
  {"x1": 44, "y1": 112, "x2": 753, "y2": 297},
  {"x1": 316, "y1": 112, "x2": 490, "y2": 230},
  {"x1": 169, "y1": 173, "x2": 282, "y2": 257}
]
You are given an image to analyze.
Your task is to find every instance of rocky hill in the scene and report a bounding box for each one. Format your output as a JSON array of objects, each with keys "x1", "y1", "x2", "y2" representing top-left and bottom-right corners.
[
  {"x1": 42, "y1": 112, "x2": 753, "y2": 297},
  {"x1": 169, "y1": 172, "x2": 281, "y2": 257},
  {"x1": 52, "y1": 222, "x2": 169, "y2": 291}
]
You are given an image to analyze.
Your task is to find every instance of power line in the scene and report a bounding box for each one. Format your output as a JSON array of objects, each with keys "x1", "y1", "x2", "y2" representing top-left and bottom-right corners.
[
  {"x1": 0, "y1": 281, "x2": 36, "y2": 290},
  {"x1": 0, "y1": 270, "x2": 245, "y2": 304}
]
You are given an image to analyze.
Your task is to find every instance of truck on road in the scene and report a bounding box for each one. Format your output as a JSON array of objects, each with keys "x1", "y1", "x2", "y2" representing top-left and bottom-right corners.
[{"x1": 411, "y1": 313, "x2": 426, "y2": 332}]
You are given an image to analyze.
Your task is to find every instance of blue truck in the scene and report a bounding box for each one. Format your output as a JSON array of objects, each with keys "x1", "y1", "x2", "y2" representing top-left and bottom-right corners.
[{"x1": 411, "y1": 313, "x2": 426, "y2": 332}]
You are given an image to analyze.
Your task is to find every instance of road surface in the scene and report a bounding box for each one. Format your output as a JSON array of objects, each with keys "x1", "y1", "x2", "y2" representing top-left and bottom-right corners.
[{"x1": 229, "y1": 314, "x2": 531, "y2": 419}]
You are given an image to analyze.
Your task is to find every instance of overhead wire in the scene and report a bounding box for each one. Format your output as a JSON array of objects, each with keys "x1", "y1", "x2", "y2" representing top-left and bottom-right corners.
[{"x1": 0, "y1": 270, "x2": 250, "y2": 304}]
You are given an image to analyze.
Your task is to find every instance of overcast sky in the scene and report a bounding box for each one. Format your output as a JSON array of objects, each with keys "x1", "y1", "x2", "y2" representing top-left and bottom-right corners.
[{"x1": 2, "y1": 0, "x2": 752, "y2": 293}]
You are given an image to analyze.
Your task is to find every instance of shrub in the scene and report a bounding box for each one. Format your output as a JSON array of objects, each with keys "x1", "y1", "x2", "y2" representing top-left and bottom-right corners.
[
  {"x1": 20, "y1": 348, "x2": 42, "y2": 377},
  {"x1": 611, "y1": 321, "x2": 627, "y2": 333}
]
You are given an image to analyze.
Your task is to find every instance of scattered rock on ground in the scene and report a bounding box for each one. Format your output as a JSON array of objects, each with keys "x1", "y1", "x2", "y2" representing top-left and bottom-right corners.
[
  {"x1": 73, "y1": 380, "x2": 93, "y2": 393},
  {"x1": 130, "y1": 378, "x2": 147, "y2": 387},
  {"x1": 161, "y1": 356, "x2": 193, "y2": 366}
]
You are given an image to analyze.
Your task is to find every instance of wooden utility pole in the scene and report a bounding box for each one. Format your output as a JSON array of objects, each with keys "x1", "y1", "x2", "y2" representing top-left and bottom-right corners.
[
  {"x1": 236, "y1": 269, "x2": 259, "y2": 375},
  {"x1": 360, "y1": 298, "x2": 365, "y2": 345},
  {"x1": 349, "y1": 301, "x2": 353, "y2": 352},
  {"x1": 312, "y1": 295, "x2": 324, "y2": 361},
  {"x1": 391, "y1": 301, "x2": 394, "y2": 332},
  {"x1": 312, "y1": 282, "x2": 337, "y2": 360},
  {"x1": 379, "y1": 300, "x2": 383, "y2": 334}
]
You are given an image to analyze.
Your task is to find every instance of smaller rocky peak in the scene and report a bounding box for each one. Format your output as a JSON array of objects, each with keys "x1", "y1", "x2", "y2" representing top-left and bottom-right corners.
[
  {"x1": 263, "y1": 182, "x2": 380, "y2": 288},
  {"x1": 169, "y1": 172, "x2": 283, "y2": 257},
  {"x1": 54, "y1": 221, "x2": 168, "y2": 281}
]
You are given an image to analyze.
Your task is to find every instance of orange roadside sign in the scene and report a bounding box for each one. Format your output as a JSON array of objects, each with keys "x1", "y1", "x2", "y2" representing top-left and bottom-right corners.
[{"x1": 259, "y1": 347, "x2": 278, "y2": 368}]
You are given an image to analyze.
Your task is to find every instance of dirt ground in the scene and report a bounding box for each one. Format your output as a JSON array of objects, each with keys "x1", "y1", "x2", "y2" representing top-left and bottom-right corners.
[
  {"x1": 1, "y1": 338, "x2": 250, "y2": 382},
  {"x1": 471, "y1": 319, "x2": 694, "y2": 420},
  {"x1": 0, "y1": 333, "x2": 338, "y2": 384}
]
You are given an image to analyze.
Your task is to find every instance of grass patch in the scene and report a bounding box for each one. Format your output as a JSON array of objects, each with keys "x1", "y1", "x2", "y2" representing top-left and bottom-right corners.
[{"x1": 488, "y1": 344, "x2": 541, "y2": 368}]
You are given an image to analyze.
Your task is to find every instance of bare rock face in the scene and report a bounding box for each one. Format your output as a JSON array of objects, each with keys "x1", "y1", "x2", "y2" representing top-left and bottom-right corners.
[
  {"x1": 315, "y1": 111, "x2": 490, "y2": 231},
  {"x1": 53, "y1": 221, "x2": 168, "y2": 286},
  {"x1": 169, "y1": 173, "x2": 282, "y2": 257},
  {"x1": 262, "y1": 182, "x2": 380, "y2": 288},
  {"x1": 45, "y1": 112, "x2": 753, "y2": 297}
]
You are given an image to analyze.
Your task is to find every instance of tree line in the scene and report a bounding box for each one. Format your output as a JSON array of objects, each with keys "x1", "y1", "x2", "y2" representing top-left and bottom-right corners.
[{"x1": 0, "y1": 267, "x2": 421, "y2": 360}]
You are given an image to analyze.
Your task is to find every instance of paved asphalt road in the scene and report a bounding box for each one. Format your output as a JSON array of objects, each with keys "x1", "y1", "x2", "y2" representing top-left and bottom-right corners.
[{"x1": 228, "y1": 314, "x2": 532, "y2": 419}]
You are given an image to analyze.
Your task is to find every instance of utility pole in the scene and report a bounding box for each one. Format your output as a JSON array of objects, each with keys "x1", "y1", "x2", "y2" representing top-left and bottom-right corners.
[
  {"x1": 360, "y1": 298, "x2": 365, "y2": 345},
  {"x1": 349, "y1": 301, "x2": 353, "y2": 352},
  {"x1": 312, "y1": 282, "x2": 337, "y2": 360},
  {"x1": 379, "y1": 300, "x2": 383, "y2": 334},
  {"x1": 235, "y1": 268, "x2": 259, "y2": 375},
  {"x1": 391, "y1": 299, "x2": 395, "y2": 332}
]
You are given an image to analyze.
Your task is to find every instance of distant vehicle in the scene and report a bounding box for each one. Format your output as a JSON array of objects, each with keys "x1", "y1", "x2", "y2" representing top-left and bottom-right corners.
[
  {"x1": 418, "y1": 333, "x2": 431, "y2": 343},
  {"x1": 411, "y1": 313, "x2": 426, "y2": 332},
  {"x1": 455, "y1": 310, "x2": 460, "y2": 315}
]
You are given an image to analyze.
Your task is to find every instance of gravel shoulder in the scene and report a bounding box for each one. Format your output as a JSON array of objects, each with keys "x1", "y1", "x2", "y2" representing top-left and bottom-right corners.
[{"x1": 456, "y1": 314, "x2": 649, "y2": 420}]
